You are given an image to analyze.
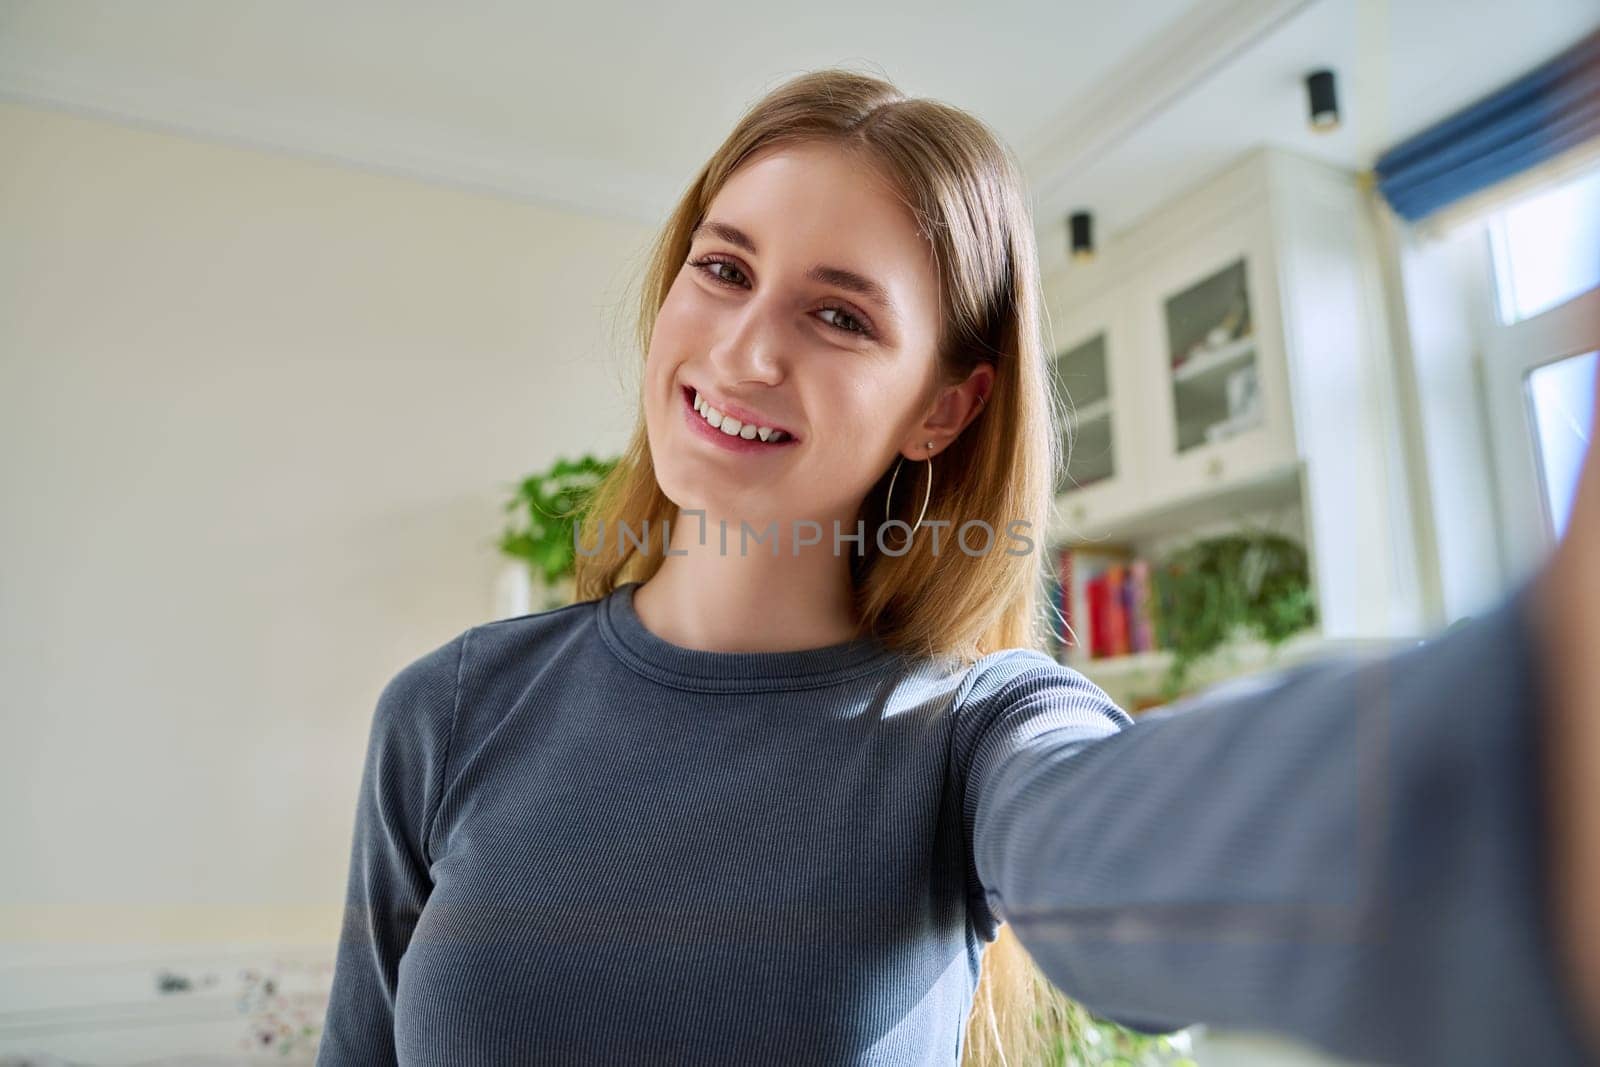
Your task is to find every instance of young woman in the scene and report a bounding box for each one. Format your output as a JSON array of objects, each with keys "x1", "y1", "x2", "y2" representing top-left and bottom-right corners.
[{"x1": 317, "y1": 69, "x2": 1600, "y2": 1066}]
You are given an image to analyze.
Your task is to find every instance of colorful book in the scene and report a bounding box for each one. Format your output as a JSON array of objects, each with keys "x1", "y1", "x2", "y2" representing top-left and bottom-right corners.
[
  {"x1": 1129, "y1": 559, "x2": 1155, "y2": 652},
  {"x1": 1103, "y1": 563, "x2": 1129, "y2": 657}
]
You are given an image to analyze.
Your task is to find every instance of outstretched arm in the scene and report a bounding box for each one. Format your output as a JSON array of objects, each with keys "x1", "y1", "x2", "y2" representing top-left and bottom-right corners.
[
  {"x1": 1527, "y1": 359, "x2": 1600, "y2": 1056},
  {"x1": 959, "y1": 574, "x2": 1596, "y2": 1065}
]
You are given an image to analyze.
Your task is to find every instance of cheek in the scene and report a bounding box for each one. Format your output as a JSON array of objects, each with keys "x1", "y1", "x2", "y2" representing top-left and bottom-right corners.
[
  {"x1": 652, "y1": 271, "x2": 704, "y2": 345},
  {"x1": 644, "y1": 281, "x2": 695, "y2": 386},
  {"x1": 812, "y1": 392, "x2": 897, "y2": 479}
]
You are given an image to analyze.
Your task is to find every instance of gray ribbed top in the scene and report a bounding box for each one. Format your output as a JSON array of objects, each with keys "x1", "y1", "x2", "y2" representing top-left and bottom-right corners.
[
  {"x1": 597, "y1": 581, "x2": 904, "y2": 691},
  {"x1": 316, "y1": 576, "x2": 1596, "y2": 1066}
]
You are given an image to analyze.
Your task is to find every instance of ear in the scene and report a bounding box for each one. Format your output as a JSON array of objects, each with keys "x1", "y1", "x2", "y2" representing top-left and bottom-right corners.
[{"x1": 901, "y1": 364, "x2": 995, "y2": 459}]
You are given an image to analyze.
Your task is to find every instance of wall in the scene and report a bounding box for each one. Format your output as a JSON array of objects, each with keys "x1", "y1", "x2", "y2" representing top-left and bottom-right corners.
[{"x1": 0, "y1": 99, "x2": 655, "y2": 966}]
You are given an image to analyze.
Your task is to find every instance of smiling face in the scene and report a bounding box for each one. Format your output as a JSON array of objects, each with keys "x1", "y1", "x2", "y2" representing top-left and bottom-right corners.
[{"x1": 643, "y1": 139, "x2": 952, "y2": 530}]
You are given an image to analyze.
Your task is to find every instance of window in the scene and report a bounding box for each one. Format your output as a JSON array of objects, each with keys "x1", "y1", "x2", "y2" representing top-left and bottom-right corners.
[
  {"x1": 1525, "y1": 349, "x2": 1597, "y2": 542},
  {"x1": 1487, "y1": 164, "x2": 1600, "y2": 325}
]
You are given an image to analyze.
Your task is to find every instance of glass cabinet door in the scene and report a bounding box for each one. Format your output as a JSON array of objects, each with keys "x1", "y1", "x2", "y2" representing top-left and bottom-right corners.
[
  {"x1": 1042, "y1": 279, "x2": 1146, "y2": 540},
  {"x1": 1138, "y1": 216, "x2": 1297, "y2": 502},
  {"x1": 1051, "y1": 330, "x2": 1115, "y2": 495},
  {"x1": 1162, "y1": 257, "x2": 1263, "y2": 452}
]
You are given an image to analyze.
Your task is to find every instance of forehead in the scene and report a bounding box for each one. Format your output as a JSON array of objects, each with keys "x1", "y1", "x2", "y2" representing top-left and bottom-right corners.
[{"x1": 703, "y1": 142, "x2": 940, "y2": 324}]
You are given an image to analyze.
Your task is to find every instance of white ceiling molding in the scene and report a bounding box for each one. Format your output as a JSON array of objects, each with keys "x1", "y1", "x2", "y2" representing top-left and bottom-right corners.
[
  {"x1": 0, "y1": 2, "x2": 1202, "y2": 232},
  {"x1": 3, "y1": 0, "x2": 1594, "y2": 279},
  {"x1": 0, "y1": 47, "x2": 674, "y2": 226},
  {"x1": 1022, "y1": 0, "x2": 1318, "y2": 187},
  {"x1": 1022, "y1": 0, "x2": 1317, "y2": 274}
]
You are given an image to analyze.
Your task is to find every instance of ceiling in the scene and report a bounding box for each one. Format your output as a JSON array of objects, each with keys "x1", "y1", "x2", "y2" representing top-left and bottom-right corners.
[
  {"x1": 3, "y1": 0, "x2": 1597, "y2": 274},
  {"x1": 1048, "y1": 0, "x2": 1600, "y2": 262}
]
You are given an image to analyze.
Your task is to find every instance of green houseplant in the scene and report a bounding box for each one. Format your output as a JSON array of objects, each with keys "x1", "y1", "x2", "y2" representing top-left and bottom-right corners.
[
  {"x1": 1051, "y1": 993, "x2": 1200, "y2": 1066},
  {"x1": 1148, "y1": 527, "x2": 1317, "y2": 703},
  {"x1": 498, "y1": 453, "x2": 618, "y2": 607}
]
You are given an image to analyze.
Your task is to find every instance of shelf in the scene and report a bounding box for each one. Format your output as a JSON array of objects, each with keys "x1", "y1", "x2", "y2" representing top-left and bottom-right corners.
[
  {"x1": 1061, "y1": 627, "x2": 1410, "y2": 688},
  {"x1": 1049, "y1": 458, "x2": 1303, "y2": 545},
  {"x1": 1171, "y1": 334, "x2": 1255, "y2": 385},
  {"x1": 1203, "y1": 405, "x2": 1265, "y2": 445},
  {"x1": 1068, "y1": 396, "x2": 1111, "y2": 424}
]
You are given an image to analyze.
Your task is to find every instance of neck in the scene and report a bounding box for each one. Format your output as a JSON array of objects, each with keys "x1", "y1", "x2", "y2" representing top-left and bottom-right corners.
[{"x1": 629, "y1": 505, "x2": 868, "y2": 654}]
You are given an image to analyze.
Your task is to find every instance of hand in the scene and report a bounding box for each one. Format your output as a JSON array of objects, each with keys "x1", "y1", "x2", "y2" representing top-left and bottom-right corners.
[{"x1": 1528, "y1": 358, "x2": 1600, "y2": 1054}]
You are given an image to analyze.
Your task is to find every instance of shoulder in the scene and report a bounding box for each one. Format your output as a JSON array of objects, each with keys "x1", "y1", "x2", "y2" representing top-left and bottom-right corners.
[
  {"x1": 953, "y1": 647, "x2": 1134, "y2": 730},
  {"x1": 373, "y1": 596, "x2": 608, "y2": 758},
  {"x1": 363, "y1": 597, "x2": 598, "y2": 772},
  {"x1": 950, "y1": 647, "x2": 1135, "y2": 777},
  {"x1": 370, "y1": 596, "x2": 592, "y2": 732},
  {"x1": 456, "y1": 596, "x2": 600, "y2": 682},
  {"x1": 954, "y1": 647, "x2": 1073, "y2": 704},
  {"x1": 372, "y1": 627, "x2": 469, "y2": 743}
]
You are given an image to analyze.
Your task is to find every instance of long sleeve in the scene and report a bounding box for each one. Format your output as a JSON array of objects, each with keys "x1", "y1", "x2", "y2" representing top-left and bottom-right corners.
[
  {"x1": 955, "y1": 576, "x2": 1596, "y2": 1066},
  {"x1": 316, "y1": 632, "x2": 465, "y2": 1067}
]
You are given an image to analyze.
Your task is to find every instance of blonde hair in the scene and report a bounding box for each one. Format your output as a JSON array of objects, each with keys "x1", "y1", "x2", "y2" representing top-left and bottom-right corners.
[{"x1": 574, "y1": 67, "x2": 1080, "y2": 1065}]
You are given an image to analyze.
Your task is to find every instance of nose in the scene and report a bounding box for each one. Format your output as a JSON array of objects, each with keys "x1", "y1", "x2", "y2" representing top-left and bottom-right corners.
[{"x1": 706, "y1": 288, "x2": 788, "y2": 386}]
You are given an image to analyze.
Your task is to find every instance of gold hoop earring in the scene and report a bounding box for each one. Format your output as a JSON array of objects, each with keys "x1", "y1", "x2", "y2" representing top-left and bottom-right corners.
[{"x1": 884, "y1": 441, "x2": 935, "y2": 549}]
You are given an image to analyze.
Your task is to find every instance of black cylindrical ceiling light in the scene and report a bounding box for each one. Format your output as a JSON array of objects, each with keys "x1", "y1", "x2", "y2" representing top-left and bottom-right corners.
[
  {"x1": 1069, "y1": 210, "x2": 1094, "y2": 263},
  {"x1": 1306, "y1": 69, "x2": 1340, "y2": 132}
]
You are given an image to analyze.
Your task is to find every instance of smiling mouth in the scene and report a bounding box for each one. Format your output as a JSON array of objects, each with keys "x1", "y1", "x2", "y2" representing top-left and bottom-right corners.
[{"x1": 681, "y1": 385, "x2": 800, "y2": 445}]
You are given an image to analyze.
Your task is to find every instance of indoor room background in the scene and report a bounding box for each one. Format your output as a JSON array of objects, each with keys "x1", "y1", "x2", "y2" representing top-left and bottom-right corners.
[{"x1": 2, "y1": 1, "x2": 1597, "y2": 1064}]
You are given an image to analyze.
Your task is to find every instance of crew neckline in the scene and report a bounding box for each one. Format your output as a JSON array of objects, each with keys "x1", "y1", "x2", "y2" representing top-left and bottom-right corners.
[{"x1": 596, "y1": 580, "x2": 903, "y2": 693}]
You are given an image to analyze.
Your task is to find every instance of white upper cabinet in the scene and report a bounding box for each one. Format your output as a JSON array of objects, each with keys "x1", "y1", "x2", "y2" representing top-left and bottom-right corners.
[{"x1": 1042, "y1": 146, "x2": 1428, "y2": 641}]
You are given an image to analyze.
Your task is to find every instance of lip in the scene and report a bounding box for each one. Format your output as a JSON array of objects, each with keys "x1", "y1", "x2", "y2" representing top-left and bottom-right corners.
[{"x1": 680, "y1": 384, "x2": 801, "y2": 455}]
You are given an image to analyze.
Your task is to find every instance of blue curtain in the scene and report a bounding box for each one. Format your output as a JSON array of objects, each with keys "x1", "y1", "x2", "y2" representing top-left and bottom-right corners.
[{"x1": 1374, "y1": 26, "x2": 1600, "y2": 222}]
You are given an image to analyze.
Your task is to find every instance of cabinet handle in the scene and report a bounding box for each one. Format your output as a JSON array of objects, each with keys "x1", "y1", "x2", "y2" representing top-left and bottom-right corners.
[{"x1": 1207, "y1": 456, "x2": 1225, "y2": 480}]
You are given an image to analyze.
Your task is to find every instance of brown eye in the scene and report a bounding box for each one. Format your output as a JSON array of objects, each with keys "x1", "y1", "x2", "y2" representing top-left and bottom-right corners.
[
  {"x1": 689, "y1": 256, "x2": 748, "y2": 287},
  {"x1": 818, "y1": 306, "x2": 870, "y2": 336}
]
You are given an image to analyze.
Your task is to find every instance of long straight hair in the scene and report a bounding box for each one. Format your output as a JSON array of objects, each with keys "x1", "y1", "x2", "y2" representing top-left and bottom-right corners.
[{"x1": 573, "y1": 67, "x2": 1080, "y2": 1065}]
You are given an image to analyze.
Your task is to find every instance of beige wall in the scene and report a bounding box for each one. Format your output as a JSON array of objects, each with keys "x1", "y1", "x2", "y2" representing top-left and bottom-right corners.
[{"x1": 0, "y1": 99, "x2": 657, "y2": 946}]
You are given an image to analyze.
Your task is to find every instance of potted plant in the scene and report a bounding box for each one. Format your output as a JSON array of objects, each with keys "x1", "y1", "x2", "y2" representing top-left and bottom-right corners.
[
  {"x1": 1148, "y1": 527, "x2": 1317, "y2": 702},
  {"x1": 1023, "y1": 975, "x2": 1201, "y2": 1066},
  {"x1": 495, "y1": 454, "x2": 617, "y2": 615}
]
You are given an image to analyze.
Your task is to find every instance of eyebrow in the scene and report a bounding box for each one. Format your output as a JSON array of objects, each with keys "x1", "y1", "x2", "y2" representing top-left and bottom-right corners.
[{"x1": 690, "y1": 218, "x2": 901, "y2": 329}]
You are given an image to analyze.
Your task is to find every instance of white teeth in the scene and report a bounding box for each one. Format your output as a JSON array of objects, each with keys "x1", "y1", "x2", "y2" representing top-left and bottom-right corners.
[{"x1": 690, "y1": 389, "x2": 790, "y2": 444}]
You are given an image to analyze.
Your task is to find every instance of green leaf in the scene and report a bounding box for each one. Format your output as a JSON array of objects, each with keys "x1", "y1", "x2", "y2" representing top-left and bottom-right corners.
[{"x1": 498, "y1": 453, "x2": 620, "y2": 585}]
